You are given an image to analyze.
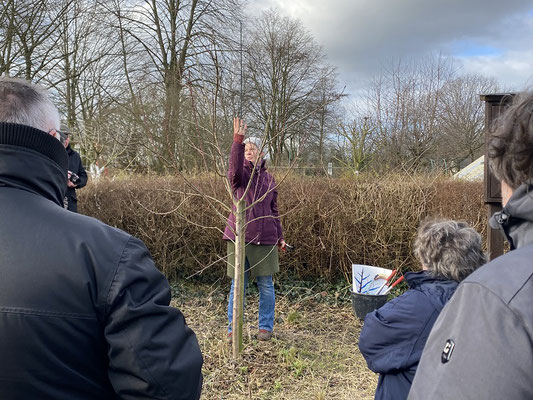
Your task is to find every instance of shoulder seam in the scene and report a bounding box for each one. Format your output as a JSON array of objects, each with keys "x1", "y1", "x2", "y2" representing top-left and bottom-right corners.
[
  {"x1": 103, "y1": 235, "x2": 133, "y2": 318},
  {"x1": 461, "y1": 281, "x2": 533, "y2": 340}
]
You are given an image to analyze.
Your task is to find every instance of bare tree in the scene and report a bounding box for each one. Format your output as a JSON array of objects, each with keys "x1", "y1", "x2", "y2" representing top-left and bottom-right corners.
[
  {"x1": 245, "y1": 9, "x2": 336, "y2": 166},
  {"x1": 295, "y1": 65, "x2": 344, "y2": 166},
  {"x1": 364, "y1": 55, "x2": 456, "y2": 169},
  {"x1": 106, "y1": 0, "x2": 242, "y2": 171},
  {"x1": 437, "y1": 74, "x2": 499, "y2": 168},
  {"x1": 362, "y1": 55, "x2": 500, "y2": 171},
  {"x1": 2, "y1": 0, "x2": 71, "y2": 81},
  {"x1": 0, "y1": 0, "x2": 19, "y2": 75},
  {"x1": 335, "y1": 116, "x2": 376, "y2": 174}
]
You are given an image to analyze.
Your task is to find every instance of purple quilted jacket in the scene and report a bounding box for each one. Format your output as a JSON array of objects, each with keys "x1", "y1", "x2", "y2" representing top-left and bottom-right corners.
[{"x1": 223, "y1": 140, "x2": 283, "y2": 245}]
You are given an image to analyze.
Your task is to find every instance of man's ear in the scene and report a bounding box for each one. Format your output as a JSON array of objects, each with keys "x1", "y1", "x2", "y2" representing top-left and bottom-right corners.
[{"x1": 48, "y1": 129, "x2": 62, "y2": 142}]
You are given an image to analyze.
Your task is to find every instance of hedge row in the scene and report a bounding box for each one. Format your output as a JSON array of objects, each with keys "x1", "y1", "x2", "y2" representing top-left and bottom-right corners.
[{"x1": 78, "y1": 174, "x2": 486, "y2": 282}]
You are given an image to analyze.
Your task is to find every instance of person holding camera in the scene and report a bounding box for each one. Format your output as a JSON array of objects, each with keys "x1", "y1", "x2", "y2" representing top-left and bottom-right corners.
[{"x1": 60, "y1": 125, "x2": 87, "y2": 212}]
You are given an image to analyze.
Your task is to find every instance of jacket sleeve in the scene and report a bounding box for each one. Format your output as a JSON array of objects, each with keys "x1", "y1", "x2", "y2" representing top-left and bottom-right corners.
[
  {"x1": 104, "y1": 236, "x2": 203, "y2": 400},
  {"x1": 76, "y1": 157, "x2": 89, "y2": 189},
  {"x1": 76, "y1": 155, "x2": 88, "y2": 189},
  {"x1": 228, "y1": 139, "x2": 245, "y2": 191},
  {"x1": 409, "y1": 283, "x2": 533, "y2": 400},
  {"x1": 271, "y1": 183, "x2": 283, "y2": 241},
  {"x1": 358, "y1": 290, "x2": 435, "y2": 374}
]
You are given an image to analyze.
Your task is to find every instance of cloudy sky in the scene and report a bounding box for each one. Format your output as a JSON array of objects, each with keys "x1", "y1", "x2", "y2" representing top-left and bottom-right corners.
[{"x1": 246, "y1": 0, "x2": 533, "y2": 98}]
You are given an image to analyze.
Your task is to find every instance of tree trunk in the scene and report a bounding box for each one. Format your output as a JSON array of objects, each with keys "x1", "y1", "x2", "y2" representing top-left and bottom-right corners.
[{"x1": 231, "y1": 199, "x2": 246, "y2": 358}]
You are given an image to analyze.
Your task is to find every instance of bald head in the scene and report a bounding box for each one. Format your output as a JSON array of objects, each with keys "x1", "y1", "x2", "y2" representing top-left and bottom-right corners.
[{"x1": 0, "y1": 76, "x2": 60, "y2": 133}]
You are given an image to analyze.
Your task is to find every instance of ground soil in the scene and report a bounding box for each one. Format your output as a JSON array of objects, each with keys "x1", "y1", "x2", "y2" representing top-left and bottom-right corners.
[{"x1": 172, "y1": 280, "x2": 378, "y2": 399}]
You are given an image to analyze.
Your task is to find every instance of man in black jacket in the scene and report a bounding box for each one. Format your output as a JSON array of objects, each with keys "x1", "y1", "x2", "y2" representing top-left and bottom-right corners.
[
  {"x1": 60, "y1": 125, "x2": 88, "y2": 212},
  {"x1": 0, "y1": 77, "x2": 203, "y2": 399}
]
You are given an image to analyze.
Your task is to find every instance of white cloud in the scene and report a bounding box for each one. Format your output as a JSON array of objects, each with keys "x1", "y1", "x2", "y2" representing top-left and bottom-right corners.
[
  {"x1": 458, "y1": 51, "x2": 533, "y2": 91},
  {"x1": 246, "y1": 0, "x2": 533, "y2": 96}
]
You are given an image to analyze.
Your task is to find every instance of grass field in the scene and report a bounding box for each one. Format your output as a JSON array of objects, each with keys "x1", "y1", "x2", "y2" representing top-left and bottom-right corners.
[{"x1": 172, "y1": 280, "x2": 378, "y2": 399}]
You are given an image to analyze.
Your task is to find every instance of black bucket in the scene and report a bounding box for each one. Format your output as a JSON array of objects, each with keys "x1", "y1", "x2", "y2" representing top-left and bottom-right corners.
[{"x1": 351, "y1": 291, "x2": 388, "y2": 320}]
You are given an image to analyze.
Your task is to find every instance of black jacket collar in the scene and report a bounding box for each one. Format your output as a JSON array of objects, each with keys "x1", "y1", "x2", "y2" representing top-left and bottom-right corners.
[{"x1": 0, "y1": 122, "x2": 68, "y2": 206}]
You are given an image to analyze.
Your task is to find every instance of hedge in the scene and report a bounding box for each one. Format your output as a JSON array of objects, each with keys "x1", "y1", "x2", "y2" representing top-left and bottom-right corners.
[{"x1": 79, "y1": 174, "x2": 485, "y2": 283}]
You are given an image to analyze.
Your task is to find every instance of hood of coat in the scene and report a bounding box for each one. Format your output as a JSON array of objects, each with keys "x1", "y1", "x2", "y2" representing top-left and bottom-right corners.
[
  {"x1": 0, "y1": 122, "x2": 68, "y2": 206},
  {"x1": 490, "y1": 183, "x2": 533, "y2": 250},
  {"x1": 405, "y1": 270, "x2": 458, "y2": 313}
]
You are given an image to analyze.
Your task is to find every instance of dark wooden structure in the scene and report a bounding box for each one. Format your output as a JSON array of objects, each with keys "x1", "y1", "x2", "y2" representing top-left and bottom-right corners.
[{"x1": 480, "y1": 93, "x2": 515, "y2": 260}]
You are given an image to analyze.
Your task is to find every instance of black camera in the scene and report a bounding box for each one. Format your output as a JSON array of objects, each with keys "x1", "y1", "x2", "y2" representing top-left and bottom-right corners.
[{"x1": 69, "y1": 172, "x2": 81, "y2": 186}]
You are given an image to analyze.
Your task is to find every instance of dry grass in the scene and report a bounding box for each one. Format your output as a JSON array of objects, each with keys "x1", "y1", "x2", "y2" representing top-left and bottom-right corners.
[{"x1": 172, "y1": 280, "x2": 378, "y2": 399}]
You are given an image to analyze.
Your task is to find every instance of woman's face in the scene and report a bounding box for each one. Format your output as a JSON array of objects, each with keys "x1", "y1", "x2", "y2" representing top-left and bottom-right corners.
[{"x1": 245, "y1": 143, "x2": 261, "y2": 163}]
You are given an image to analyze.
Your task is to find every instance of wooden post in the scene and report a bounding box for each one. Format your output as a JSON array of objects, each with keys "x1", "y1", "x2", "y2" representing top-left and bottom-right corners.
[
  {"x1": 232, "y1": 199, "x2": 246, "y2": 358},
  {"x1": 480, "y1": 93, "x2": 515, "y2": 260}
]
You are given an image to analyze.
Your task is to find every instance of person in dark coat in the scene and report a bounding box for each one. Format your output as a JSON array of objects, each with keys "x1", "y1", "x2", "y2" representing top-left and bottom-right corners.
[
  {"x1": 60, "y1": 126, "x2": 88, "y2": 212},
  {"x1": 358, "y1": 218, "x2": 486, "y2": 400},
  {"x1": 223, "y1": 117, "x2": 286, "y2": 341},
  {"x1": 410, "y1": 91, "x2": 533, "y2": 399},
  {"x1": 0, "y1": 77, "x2": 203, "y2": 399}
]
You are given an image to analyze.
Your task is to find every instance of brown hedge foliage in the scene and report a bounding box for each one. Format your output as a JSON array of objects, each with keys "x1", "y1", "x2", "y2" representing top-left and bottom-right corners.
[{"x1": 78, "y1": 174, "x2": 485, "y2": 282}]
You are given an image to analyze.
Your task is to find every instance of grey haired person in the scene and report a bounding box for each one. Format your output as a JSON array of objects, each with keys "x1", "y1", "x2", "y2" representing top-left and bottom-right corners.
[
  {"x1": 413, "y1": 219, "x2": 486, "y2": 282},
  {"x1": 0, "y1": 76, "x2": 203, "y2": 399},
  {"x1": 224, "y1": 118, "x2": 286, "y2": 342},
  {"x1": 359, "y1": 218, "x2": 486, "y2": 400},
  {"x1": 410, "y1": 91, "x2": 533, "y2": 399}
]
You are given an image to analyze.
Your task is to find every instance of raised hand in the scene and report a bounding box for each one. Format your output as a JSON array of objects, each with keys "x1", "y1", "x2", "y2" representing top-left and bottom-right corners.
[{"x1": 233, "y1": 117, "x2": 247, "y2": 138}]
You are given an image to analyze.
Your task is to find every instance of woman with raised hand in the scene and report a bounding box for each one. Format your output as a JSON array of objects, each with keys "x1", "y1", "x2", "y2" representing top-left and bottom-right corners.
[
  {"x1": 223, "y1": 117, "x2": 286, "y2": 342},
  {"x1": 358, "y1": 218, "x2": 487, "y2": 400}
]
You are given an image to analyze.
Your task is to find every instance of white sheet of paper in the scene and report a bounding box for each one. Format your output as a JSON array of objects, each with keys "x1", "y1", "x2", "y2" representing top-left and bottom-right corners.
[{"x1": 352, "y1": 264, "x2": 393, "y2": 295}]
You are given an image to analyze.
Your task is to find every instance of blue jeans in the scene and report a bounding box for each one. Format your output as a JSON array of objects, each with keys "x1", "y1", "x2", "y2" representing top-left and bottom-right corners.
[{"x1": 227, "y1": 260, "x2": 275, "y2": 333}]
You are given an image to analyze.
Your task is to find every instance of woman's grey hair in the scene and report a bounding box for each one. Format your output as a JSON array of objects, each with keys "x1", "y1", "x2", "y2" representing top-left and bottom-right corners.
[
  {"x1": 488, "y1": 91, "x2": 533, "y2": 190},
  {"x1": 414, "y1": 218, "x2": 487, "y2": 282},
  {"x1": 0, "y1": 76, "x2": 60, "y2": 132}
]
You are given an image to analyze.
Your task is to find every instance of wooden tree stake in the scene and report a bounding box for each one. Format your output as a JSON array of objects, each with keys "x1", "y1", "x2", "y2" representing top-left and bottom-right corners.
[{"x1": 232, "y1": 199, "x2": 246, "y2": 358}]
